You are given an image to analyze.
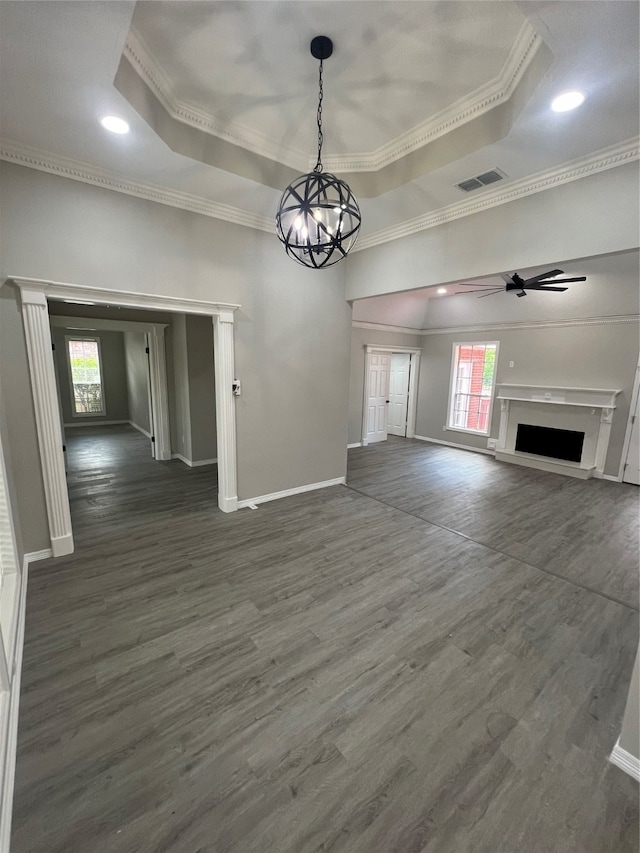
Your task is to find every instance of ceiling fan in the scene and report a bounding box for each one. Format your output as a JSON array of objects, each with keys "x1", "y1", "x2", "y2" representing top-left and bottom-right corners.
[{"x1": 457, "y1": 269, "x2": 587, "y2": 298}]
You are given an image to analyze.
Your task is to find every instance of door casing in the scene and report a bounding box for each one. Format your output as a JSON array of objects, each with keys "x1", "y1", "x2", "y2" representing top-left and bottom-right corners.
[
  {"x1": 361, "y1": 345, "x2": 421, "y2": 446},
  {"x1": 10, "y1": 276, "x2": 240, "y2": 557}
]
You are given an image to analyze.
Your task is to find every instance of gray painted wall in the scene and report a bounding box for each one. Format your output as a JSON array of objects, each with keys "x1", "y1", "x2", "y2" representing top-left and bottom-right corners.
[
  {"x1": 619, "y1": 645, "x2": 640, "y2": 761},
  {"x1": 0, "y1": 361, "x2": 26, "y2": 563},
  {"x1": 346, "y1": 163, "x2": 639, "y2": 301},
  {"x1": 0, "y1": 286, "x2": 50, "y2": 553},
  {"x1": 0, "y1": 162, "x2": 350, "y2": 551},
  {"x1": 171, "y1": 314, "x2": 192, "y2": 462},
  {"x1": 186, "y1": 315, "x2": 217, "y2": 463},
  {"x1": 416, "y1": 322, "x2": 639, "y2": 476},
  {"x1": 124, "y1": 332, "x2": 151, "y2": 435},
  {"x1": 349, "y1": 327, "x2": 422, "y2": 445},
  {"x1": 51, "y1": 327, "x2": 130, "y2": 425},
  {"x1": 423, "y1": 250, "x2": 640, "y2": 330}
]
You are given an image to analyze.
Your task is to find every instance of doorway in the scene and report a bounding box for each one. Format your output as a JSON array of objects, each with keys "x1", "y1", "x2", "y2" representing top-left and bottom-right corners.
[
  {"x1": 11, "y1": 277, "x2": 240, "y2": 558},
  {"x1": 49, "y1": 314, "x2": 168, "y2": 461},
  {"x1": 361, "y1": 345, "x2": 421, "y2": 445}
]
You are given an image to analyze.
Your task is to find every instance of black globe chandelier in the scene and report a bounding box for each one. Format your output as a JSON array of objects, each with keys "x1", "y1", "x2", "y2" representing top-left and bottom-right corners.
[{"x1": 276, "y1": 36, "x2": 361, "y2": 269}]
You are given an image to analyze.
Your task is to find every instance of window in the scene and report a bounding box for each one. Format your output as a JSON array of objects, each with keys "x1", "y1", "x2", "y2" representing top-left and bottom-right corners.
[
  {"x1": 66, "y1": 337, "x2": 104, "y2": 416},
  {"x1": 448, "y1": 342, "x2": 498, "y2": 435}
]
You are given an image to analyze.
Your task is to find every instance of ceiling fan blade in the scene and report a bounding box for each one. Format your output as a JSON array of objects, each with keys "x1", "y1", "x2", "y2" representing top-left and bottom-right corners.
[
  {"x1": 523, "y1": 269, "x2": 564, "y2": 285},
  {"x1": 456, "y1": 282, "x2": 499, "y2": 287},
  {"x1": 477, "y1": 289, "x2": 503, "y2": 298},
  {"x1": 525, "y1": 285, "x2": 568, "y2": 292},
  {"x1": 501, "y1": 273, "x2": 514, "y2": 284},
  {"x1": 538, "y1": 276, "x2": 586, "y2": 284},
  {"x1": 455, "y1": 288, "x2": 502, "y2": 294}
]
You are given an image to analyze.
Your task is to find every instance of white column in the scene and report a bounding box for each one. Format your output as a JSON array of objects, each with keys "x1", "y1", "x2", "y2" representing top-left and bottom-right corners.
[
  {"x1": 594, "y1": 407, "x2": 614, "y2": 477},
  {"x1": 148, "y1": 325, "x2": 171, "y2": 461},
  {"x1": 213, "y1": 312, "x2": 238, "y2": 512},
  {"x1": 19, "y1": 289, "x2": 73, "y2": 557},
  {"x1": 497, "y1": 399, "x2": 510, "y2": 450}
]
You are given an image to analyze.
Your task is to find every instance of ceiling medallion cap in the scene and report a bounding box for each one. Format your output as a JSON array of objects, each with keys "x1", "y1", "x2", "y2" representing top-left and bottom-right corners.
[
  {"x1": 276, "y1": 171, "x2": 361, "y2": 269},
  {"x1": 310, "y1": 36, "x2": 333, "y2": 60}
]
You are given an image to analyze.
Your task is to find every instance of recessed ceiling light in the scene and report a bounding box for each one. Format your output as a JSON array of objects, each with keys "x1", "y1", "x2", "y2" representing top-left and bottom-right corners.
[
  {"x1": 437, "y1": 288, "x2": 447, "y2": 294},
  {"x1": 100, "y1": 115, "x2": 130, "y2": 134},
  {"x1": 551, "y1": 91, "x2": 585, "y2": 113}
]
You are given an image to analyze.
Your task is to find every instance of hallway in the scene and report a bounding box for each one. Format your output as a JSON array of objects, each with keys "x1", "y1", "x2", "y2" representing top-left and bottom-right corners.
[{"x1": 11, "y1": 434, "x2": 639, "y2": 852}]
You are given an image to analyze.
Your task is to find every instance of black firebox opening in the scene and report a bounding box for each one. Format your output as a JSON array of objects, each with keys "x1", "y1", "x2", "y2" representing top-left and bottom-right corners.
[{"x1": 515, "y1": 423, "x2": 585, "y2": 463}]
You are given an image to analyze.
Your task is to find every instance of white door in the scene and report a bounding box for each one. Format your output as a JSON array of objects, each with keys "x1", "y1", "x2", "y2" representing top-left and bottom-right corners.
[
  {"x1": 387, "y1": 353, "x2": 411, "y2": 437},
  {"x1": 365, "y1": 353, "x2": 390, "y2": 444},
  {"x1": 623, "y1": 392, "x2": 640, "y2": 484}
]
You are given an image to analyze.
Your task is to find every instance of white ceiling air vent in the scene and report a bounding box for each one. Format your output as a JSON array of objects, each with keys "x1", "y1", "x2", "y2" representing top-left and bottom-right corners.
[{"x1": 456, "y1": 168, "x2": 508, "y2": 193}]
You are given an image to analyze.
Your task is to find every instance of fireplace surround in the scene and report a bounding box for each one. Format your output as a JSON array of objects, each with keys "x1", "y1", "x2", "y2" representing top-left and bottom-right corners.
[{"x1": 494, "y1": 384, "x2": 621, "y2": 479}]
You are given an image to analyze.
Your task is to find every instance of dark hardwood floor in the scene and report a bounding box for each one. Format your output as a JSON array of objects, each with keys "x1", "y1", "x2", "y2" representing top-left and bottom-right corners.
[
  {"x1": 347, "y1": 437, "x2": 639, "y2": 609},
  {"x1": 11, "y1": 428, "x2": 639, "y2": 852}
]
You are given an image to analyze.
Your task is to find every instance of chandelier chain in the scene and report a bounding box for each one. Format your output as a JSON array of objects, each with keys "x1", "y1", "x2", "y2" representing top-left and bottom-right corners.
[{"x1": 314, "y1": 59, "x2": 324, "y2": 172}]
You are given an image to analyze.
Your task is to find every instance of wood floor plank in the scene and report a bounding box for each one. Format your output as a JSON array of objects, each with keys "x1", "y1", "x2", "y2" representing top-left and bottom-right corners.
[{"x1": 11, "y1": 426, "x2": 639, "y2": 852}]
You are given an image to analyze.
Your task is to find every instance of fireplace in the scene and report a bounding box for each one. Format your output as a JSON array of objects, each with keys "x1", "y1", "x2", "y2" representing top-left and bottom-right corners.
[
  {"x1": 494, "y1": 384, "x2": 621, "y2": 479},
  {"x1": 515, "y1": 423, "x2": 585, "y2": 463}
]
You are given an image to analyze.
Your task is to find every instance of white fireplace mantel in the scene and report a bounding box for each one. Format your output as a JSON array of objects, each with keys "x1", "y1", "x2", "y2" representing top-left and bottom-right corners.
[
  {"x1": 495, "y1": 384, "x2": 622, "y2": 479},
  {"x1": 497, "y1": 384, "x2": 621, "y2": 409}
]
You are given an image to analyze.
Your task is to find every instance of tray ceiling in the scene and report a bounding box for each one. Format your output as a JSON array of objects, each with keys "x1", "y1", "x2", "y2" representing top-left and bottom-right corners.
[{"x1": 0, "y1": 0, "x2": 638, "y2": 243}]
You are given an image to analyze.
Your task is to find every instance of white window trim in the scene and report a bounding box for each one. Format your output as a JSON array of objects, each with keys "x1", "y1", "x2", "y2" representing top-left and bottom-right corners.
[
  {"x1": 447, "y1": 341, "x2": 500, "y2": 437},
  {"x1": 65, "y1": 335, "x2": 106, "y2": 418}
]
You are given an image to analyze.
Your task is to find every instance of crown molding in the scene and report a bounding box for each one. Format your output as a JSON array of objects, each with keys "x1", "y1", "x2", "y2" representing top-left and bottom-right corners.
[
  {"x1": 352, "y1": 320, "x2": 423, "y2": 335},
  {"x1": 124, "y1": 28, "x2": 309, "y2": 172},
  {"x1": 353, "y1": 315, "x2": 639, "y2": 336},
  {"x1": 354, "y1": 137, "x2": 640, "y2": 252},
  {"x1": 324, "y1": 22, "x2": 541, "y2": 172},
  {"x1": 0, "y1": 140, "x2": 275, "y2": 235},
  {"x1": 1, "y1": 137, "x2": 637, "y2": 253},
  {"x1": 124, "y1": 22, "x2": 539, "y2": 175},
  {"x1": 419, "y1": 314, "x2": 639, "y2": 336}
]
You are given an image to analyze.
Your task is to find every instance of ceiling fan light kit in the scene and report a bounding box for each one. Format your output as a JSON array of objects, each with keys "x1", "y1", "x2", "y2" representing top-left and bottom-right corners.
[
  {"x1": 456, "y1": 269, "x2": 587, "y2": 298},
  {"x1": 276, "y1": 36, "x2": 362, "y2": 269}
]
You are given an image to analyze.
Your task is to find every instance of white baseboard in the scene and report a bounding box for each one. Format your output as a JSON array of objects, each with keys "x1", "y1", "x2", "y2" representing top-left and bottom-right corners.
[
  {"x1": 237, "y1": 477, "x2": 346, "y2": 509},
  {"x1": 414, "y1": 435, "x2": 495, "y2": 456},
  {"x1": 172, "y1": 453, "x2": 217, "y2": 468},
  {"x1": 0, "y1": 558, "x2": 29, "y2": 852},
  {"x1": 22, "y1": 549, "x2": 52, "y2": 564},
  {"x1": 50, "y1": 533, "x2": 73, "y2": 558},
  {"x1": 128, "y1": 420, "x2": 152, "y2": 439},
  {"x1": 347, "y1": 442, "x2": 362, "y2": 449},
  {"x1": 171, "y1": 453, "x2": 192, "y2": 467},
  {"x1": 64, "y1": 420, "x2": 129, "y2": 428},
  {"x1": 609, "y1": 739, "x2": 640, "y2": 781},
  {"x1": 218, "y1": 494, "x2": 238, "y2": 513}
]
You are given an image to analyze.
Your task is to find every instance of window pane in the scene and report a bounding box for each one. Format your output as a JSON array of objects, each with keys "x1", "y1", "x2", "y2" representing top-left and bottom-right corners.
[
  {"x1": 449, "y1": 342, "x2": 497, "y2": 433},
  {"x1": 68, "y1": 339, "x2": 104, "y2": 414}
]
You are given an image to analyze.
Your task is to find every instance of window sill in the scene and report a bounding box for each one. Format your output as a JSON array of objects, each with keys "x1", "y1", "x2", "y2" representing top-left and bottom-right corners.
[{"x1": 446, "y1": 425, "x2": 490, "y2": 437}]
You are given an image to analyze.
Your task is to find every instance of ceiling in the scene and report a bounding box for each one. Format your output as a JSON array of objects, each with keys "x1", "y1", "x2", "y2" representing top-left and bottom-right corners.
[{"x1": 1, "y1": 1, "x2": 638, "y2": 269}]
